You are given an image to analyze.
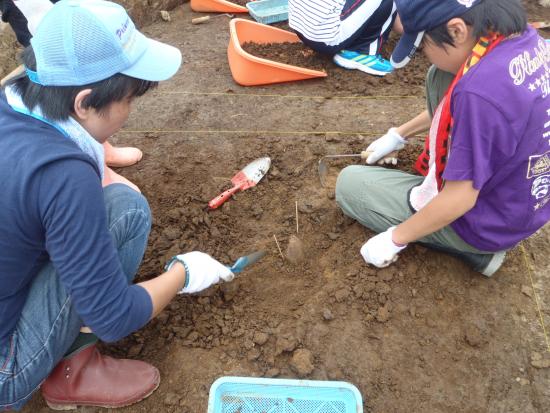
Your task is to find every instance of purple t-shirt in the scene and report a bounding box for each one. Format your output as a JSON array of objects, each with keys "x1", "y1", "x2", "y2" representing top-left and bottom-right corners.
[{"x1": 443, "y1": 26, "x2": 550, "y2": 251}]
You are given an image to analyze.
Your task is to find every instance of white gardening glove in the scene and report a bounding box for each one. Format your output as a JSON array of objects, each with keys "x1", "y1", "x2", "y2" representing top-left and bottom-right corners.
[
  {"x1": 165, "y1": 252, "x2": 234, "y2": 294},
  {"x1": 13, "y1": 0, "x2": 54, "y2": 35},
  {"x1": 360, "y1": 227, "x2": 407, "y2": 268},
  {"x1": 365, "y1": 128, "x2": 406, "y2": 165}
]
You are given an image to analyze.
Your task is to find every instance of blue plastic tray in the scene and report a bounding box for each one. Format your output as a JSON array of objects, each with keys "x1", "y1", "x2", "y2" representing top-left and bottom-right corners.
[
  {"x1": 246, "y1": 0, "x2": 288, "y2": 25},
  {"x1": 208, "y1": 376, "x2": 363, "y2": 413}
]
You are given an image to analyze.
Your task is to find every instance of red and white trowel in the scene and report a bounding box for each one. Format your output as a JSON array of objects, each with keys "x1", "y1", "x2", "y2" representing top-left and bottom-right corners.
[{"x1": 208, "y1": 157, "x2": 271, "y2": 210}]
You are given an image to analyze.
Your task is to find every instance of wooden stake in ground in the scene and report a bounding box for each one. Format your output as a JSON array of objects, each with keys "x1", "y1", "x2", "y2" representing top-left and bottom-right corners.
[
  {"x1": 295, "y1": 200, "x2": 299, "y2": 234},
  {"x1": 287, "y1": 201, "x2": 305, "y2": 264},
  {"x1": 273, "y1": 234, "x2": 284, "y2": 260}
]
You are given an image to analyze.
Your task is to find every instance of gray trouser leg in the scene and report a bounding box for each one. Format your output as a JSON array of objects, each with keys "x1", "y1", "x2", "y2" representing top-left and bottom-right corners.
[
  {"x1": 335, "y1": 166, "x2": 488, "y2": 254},
  {"x1": 425, "y1": 65, "x2": 455, "y2": 118}
]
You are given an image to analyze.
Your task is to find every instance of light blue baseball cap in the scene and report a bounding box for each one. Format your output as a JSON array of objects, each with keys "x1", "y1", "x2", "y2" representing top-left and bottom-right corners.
[{"x1": 27, "y1": 0, "x2": 182, "y2": 86}]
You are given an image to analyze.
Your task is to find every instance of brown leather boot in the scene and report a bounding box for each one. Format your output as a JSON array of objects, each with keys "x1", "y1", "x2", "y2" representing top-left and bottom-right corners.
[{"x1": 41, "y1": 345, "x2": 160, "y2": 410}]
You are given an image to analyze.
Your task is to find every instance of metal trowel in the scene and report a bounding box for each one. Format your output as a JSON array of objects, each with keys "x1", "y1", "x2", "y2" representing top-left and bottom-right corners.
[
  {"x1": 318, "y1": 151, "x2": 370, "y2": 187},
  {"x1": 208, "y1": 157, "x2": 271, "y2": 209},
  {"x1": 229, "y1": 251, "x2": 266, "y2": 274}
]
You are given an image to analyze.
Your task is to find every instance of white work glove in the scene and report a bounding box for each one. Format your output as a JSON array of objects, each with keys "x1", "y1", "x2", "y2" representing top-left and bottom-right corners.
[
  {"x1": 365, "y1": 128, "x2": 406, "y2": 165},
  {"x1": 165, "y1": 252, "x2": 234, "y2": 294},
  {"x1": 360, "y1": 227, "x2": 407, "y2": 268}
]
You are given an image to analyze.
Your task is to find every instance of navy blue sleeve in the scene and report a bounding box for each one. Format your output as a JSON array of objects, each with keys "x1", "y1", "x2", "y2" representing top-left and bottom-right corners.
[{"x1": 37, "y1": 159, "x2": 152, "y2": 342}]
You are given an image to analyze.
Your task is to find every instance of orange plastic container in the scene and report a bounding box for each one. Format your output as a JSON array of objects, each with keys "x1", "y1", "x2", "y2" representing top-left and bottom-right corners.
[
  {"x1": 191, "y1": 0, "x2": 248, "y2": 13},
  {"x1": 228, "y1": 18, "x2": 327, "y2": 86}
]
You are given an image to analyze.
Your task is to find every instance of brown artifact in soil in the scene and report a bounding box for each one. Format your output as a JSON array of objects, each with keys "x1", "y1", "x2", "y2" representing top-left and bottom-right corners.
[{"x1": 286, "y1": 235, "x2": 305, "y2": 264}]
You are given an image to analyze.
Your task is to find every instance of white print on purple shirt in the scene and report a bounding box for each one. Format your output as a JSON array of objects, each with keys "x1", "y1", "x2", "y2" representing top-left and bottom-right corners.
[
  {"x1": 532, "y1": 175, "x2": 550, "y2": 199},
  {"x1": 509, "y1": 39, "x2": 550, "y2": 92},
  {"x1": 527, "y1": 151, "x2": 550, "y2": 179},
  {"x1": 528, "y1": 151, "x2": 550, "y2": 210}
]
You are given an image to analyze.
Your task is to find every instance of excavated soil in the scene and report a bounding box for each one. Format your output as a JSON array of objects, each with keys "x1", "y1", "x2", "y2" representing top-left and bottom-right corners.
[
  {"x1": 9, "y1": 1, "x2": 550, "y2": 412},
  {"x1": 229, "y1": 0, "x2": 250, "y2": 6},
  {"x1": 241, "y1": 37, "x2": 430, "y2": 96}
]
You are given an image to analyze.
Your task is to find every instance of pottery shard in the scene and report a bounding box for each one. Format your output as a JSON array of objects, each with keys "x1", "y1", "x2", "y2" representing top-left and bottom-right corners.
[
  {"x1": 290, "y1": 349, "x2": 315, "y2": 376},
  {"x1": 286, "y1": 235, "x2": 305, "y2": 264}
]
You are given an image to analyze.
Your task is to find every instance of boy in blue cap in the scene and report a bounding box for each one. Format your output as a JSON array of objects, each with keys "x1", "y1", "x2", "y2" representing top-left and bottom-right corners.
[
  {"x1": 1, "y1": 0, "x2": 149, "y2": 191},
  {"x1": 288, "y1": 0, "x2": 399, "y2": 76},
  {"x1": 0, "y1": 0, "x2": 234, "y2": 410},
  {"x1": 336, "y1": 0, "x2": 550, "y2": 276}
]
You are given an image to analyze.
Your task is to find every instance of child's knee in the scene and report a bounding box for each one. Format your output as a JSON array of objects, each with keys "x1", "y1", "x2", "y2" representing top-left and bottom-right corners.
[
  {"x1": 104, "y1": 184, "x2": 151, "y2": 230},
  {"x1": 335, "y1": 164, "x2": 375, "y2": 209},
  {"x1": 336, "y1": 165, "x2": 360, "y2": 198}
]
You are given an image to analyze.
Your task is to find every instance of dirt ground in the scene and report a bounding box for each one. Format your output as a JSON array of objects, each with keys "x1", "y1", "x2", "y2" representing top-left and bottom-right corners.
[{"x1": 2, "y1": 0, "x2": 549, "y2": 412}]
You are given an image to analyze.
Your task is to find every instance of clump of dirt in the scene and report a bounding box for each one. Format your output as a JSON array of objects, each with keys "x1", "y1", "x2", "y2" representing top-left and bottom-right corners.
[{"x1": 286, "y1": 234, "x2": 305, "y2": 264}]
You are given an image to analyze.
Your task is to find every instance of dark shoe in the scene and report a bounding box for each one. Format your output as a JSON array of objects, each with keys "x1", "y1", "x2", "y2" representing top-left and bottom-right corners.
[
  {"x1": 41, "y1": 345, "x2": 160, "y2": 410},
  {"x1": 479, "y1": 250, "x2": 506, "y2": 277},
  {"x1": 419, "y1": 242, "x2": 506, "y2": 277}
]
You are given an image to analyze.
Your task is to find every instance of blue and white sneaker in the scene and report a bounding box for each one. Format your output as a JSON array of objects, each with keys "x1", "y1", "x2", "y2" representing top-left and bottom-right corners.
[{"x1": 333, "y1": 50, "x2": 393, "y2": 76}]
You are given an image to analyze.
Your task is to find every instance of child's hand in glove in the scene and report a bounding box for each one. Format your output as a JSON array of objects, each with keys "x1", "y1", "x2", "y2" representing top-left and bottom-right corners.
[
  {"x1": 360, "y1": 227, "x2": 407, "y2": 268},
  {"x1": 365, "y1": 128, "x2": 406, "y2": 165},
  {"x1": 165, "y1": 252, "x2": 234, "y2": 294}
]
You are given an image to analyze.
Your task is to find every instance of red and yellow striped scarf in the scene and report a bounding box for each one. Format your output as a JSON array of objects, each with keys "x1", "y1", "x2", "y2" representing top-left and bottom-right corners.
[{"x1": 414, "y1": 33, "x2": 505, "y2": 189}]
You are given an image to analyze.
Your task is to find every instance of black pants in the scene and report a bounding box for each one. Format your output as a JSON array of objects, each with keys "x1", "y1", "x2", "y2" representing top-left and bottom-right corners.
[
  {"x1": 1, "y1": 0, "x2": 31, "y2": 46},
  {"x1": 295, "y1": 0, "x2": 396, "y2": 55},
  {"x1": 0, "y1": 0, "x2": 60, "y2": 47}
]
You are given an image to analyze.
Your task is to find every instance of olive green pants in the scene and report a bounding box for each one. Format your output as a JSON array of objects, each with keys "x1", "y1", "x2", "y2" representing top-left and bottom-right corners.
[{"x1": 335, "y1": 66, "x2": 496, "y2": 271}]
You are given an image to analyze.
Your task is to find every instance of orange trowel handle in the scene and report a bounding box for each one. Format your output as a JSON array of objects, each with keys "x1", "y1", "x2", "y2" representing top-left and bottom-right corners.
[{"x1": 208, "y1": 184, "x2": 242, "y2": 209}]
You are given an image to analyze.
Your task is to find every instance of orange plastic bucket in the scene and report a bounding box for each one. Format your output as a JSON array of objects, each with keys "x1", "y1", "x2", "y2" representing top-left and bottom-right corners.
[
  {"x1": 227, "y1": 18, "x2": 327, "y2": 86},
  {"x1": 191, "y1": 0, "x2": 248, "y2": 13}
]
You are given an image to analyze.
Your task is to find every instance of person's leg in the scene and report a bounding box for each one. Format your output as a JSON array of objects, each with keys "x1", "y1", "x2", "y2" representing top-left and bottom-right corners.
[
  {"x1": 1, "y1": 0, "x2": 32, "y2": 46},
  {"x1": 102, "y1": 166, "x2": 141, "y2": 193},
  {"x1": 0, "y1": 184, "x2": 152, "y2": 410},
  {"x1": 103, "y1": 184, "x2": 151, "y2": 278},
  {"x1": 341, "y1": 0, "x2": 396, "y2": 55},
  {"x1": 425, "y1": 65, "x2": 455, "y2": 118},
  {"x1": 332, "y1": 0, "x2": 396, "y2": 76},
  {"x1": 336, "y1": 165, "x2": 423, "y2": 232},
  {"x1": 335, "y1": 165, "x2": 504, "y2": 275}
]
